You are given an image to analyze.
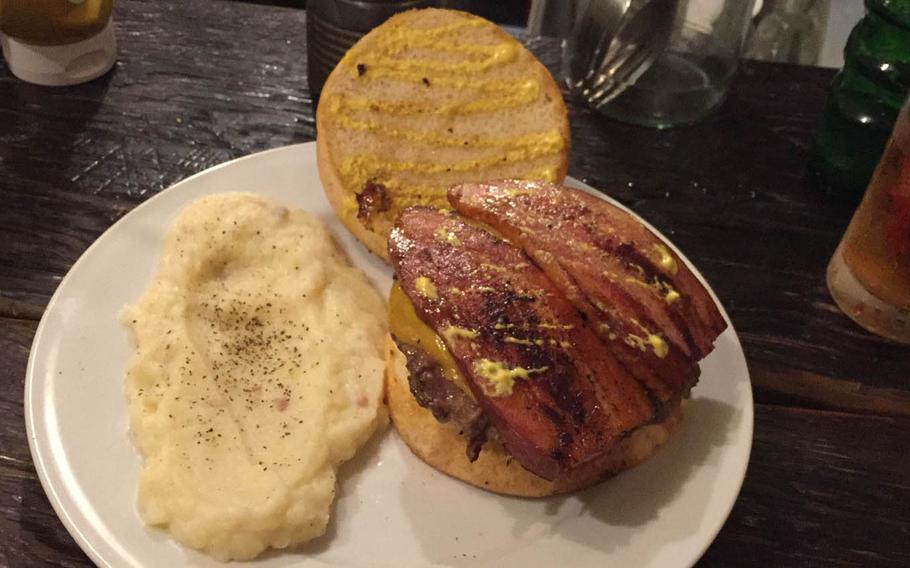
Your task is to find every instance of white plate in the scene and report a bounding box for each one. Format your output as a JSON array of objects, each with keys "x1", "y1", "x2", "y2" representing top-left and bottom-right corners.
[{"x1": 26, "y1": 142, "x2": 753, "y2": 568}]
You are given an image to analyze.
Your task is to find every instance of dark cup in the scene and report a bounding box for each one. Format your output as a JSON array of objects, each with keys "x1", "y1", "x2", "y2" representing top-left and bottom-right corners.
[{"x1": 307, "y1": 0, "x2": 470, "y2": 104}]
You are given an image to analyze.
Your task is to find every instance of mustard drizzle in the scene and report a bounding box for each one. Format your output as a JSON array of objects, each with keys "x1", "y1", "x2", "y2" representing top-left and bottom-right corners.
[{"x1": 322, "y1": 14, "x2": 566, "y2": 213}]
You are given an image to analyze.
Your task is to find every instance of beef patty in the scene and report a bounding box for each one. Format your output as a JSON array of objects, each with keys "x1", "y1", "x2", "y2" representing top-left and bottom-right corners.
[{"x1": 394, "y1": 339, "x2": 494, "y2": 461}]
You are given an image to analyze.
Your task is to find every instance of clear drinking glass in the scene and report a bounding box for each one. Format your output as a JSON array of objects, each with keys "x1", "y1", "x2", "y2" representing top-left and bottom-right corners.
[
  {"x1": 560, "y1": 0, "x2": 756, "y2": 128},
  {"x1": 0, "y1": 0, "x2": 117, "y2": 86},
  {"x1": 826, "y1": 95, "x2": 910, "y2": 344}
]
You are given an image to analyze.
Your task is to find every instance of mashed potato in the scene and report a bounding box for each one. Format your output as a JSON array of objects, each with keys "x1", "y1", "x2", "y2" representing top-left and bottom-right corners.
[{"x1": 120, "y1": 193, "x2": 387, "y2": 561}]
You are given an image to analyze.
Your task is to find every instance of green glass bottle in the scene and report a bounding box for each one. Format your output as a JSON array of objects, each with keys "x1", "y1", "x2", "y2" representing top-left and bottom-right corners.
[{"x1": 809, "y1": 0, "x2": 910, "y2": 203}]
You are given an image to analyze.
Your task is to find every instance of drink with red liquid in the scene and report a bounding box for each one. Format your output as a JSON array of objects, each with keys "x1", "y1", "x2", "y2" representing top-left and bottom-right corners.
[{"x1": 827, "y1": 97, "x2": 910, "y2": 344}]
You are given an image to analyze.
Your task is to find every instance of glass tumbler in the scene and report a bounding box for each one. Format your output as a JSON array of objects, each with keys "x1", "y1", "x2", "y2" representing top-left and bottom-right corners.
[
  {"x1": 0, "y1": 0, "x2": 116, "y2": 86},
  {"x1": 827, "y1": 95, "x2": 910, "y2": 344},
  {"x1": 561, "y1": 0, "x2": 756, "y2": 128}
]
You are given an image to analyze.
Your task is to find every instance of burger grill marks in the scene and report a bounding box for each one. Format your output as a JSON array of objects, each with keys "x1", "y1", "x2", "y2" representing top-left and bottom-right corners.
[{"x1": 394, "y1": 339, "x2": 493, "y2": 461}]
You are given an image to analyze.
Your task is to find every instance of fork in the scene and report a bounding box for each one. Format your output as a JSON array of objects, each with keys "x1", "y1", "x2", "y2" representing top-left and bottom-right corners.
[
  {"x1": 575, "y1": 0, "x2": 680, "y2": 110},
  {"x1": 565, "y1": 0, "x2": 631, "y2": 89}
]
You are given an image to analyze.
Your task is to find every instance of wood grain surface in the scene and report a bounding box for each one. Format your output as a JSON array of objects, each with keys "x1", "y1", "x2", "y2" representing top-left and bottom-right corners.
[{"x1": 1, "y1": 0, "x2": 908, "y2": 566}]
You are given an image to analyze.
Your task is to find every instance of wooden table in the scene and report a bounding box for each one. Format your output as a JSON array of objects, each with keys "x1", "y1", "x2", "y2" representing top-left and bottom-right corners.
[{"x1": 1, "y1": 1, "x2": 908, "y2": 566}]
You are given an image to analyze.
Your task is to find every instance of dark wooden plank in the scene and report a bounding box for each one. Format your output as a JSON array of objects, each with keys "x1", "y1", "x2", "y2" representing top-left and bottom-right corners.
[
  {"x1": 0, "y1": 318, "x2": 91, "y2": 567},
  {"x1": 702, "y1": 405, "x2": 910, "y2": 567},
  {"x1": 224, "y1": 0, "x2": 305, "y2": 7},
  {"x1": 0, "y1": 0, "x2": 315, "y2": 317},
  {"x1": 3, "y1": 315, "x2": 907, "y2": 565},
  {"x1": 0, "y1": 2, "x2": 908, "y2": 417}
]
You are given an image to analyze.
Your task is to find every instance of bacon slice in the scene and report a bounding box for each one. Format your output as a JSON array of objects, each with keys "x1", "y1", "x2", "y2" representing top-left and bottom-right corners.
[
  {"x1": 448, "y1": 180, "x2": 727, "y2": 405},
  {"x1": 389, "y1": 207, "x2": 654, "y2": 480}
]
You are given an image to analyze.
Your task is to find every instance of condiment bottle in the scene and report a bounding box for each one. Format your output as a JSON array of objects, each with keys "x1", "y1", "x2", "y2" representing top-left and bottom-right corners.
[{"x1": 808, "y1": 0, "x2": 910, "y2": 203}]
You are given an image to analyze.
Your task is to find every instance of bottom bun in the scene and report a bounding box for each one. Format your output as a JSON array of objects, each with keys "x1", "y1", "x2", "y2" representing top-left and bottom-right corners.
[{"x1": 385, "y1": 337, "x2": 683, "y2": 497}]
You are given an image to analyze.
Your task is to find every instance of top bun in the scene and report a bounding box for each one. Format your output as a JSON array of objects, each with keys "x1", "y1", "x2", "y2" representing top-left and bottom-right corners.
[{"x1": 316, "y1": 8, "x2": 570, "y2": 260}]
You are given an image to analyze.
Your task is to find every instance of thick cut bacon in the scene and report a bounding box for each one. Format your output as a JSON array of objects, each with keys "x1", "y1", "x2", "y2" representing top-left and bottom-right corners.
[
  {"x1": 448, "y1": 180, "x2": 727, "y2": 406},
  {"x1": 389, "y1": 207, "x2": 654, "y2": 480}
]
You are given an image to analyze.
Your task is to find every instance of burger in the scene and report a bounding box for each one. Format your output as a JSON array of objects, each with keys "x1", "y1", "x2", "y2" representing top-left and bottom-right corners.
[
  {"x1": 384, "y1": 180, "x2": 726, "y2": 496},
  {"x1": 312, "y1": 7, "x2": 726, "y2": 497}
]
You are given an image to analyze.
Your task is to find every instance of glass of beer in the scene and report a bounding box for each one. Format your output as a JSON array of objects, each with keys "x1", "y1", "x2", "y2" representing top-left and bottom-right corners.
[
  {"x1": 827, "y1": 95, "x2": 910, "y2": 344},
  {"x1": 0, "y1": 0, "x2": 116, "y2": 86}
]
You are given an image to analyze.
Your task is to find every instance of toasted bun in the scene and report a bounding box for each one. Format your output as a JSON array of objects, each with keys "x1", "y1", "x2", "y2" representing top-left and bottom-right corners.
[
  {"x1": 317, "y1": 8, "x2": 570, "y2": 260},
  {"x1": 385, "y1": 337, "x2": 683, "y2": 497}
]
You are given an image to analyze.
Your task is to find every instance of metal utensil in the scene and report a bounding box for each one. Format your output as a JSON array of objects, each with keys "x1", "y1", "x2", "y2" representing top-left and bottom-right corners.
[
  {"x1": 571, "y1": 0, "x2": 680, "y2": 110},
  {"x1": 564, "y1": 0, "x2": 631, "y2": 85}
]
